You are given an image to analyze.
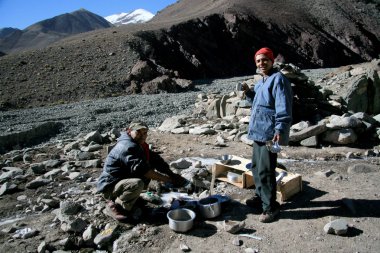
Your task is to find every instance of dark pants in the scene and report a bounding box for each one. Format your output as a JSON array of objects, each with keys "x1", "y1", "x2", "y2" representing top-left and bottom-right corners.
[{"x1": 250, "y1": 141, "x2": 278, "y2": 212}]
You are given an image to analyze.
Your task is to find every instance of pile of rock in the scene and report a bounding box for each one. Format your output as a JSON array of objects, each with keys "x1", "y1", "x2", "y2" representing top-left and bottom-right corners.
[
  {"x1": 125, "y1": 60, "x2": 194, "y2": 94},
  {"x1": 158, "y1": 61, "x2": 380, "y2": 148},
  {"x1": 0, "y1": 129, "x2": 119, "y2": 251}
]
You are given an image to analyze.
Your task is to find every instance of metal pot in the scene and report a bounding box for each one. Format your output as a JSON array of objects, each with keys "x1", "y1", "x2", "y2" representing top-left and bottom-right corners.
[
  {"x1": 198, "y1": 197, "x2": 221, "y2": 219},
  {"x1": 227, "y1": 171, "x2": 242, "y2": 183},
  {"x1": 167, "y1": 208, "x2": 196, "y2": 232}
]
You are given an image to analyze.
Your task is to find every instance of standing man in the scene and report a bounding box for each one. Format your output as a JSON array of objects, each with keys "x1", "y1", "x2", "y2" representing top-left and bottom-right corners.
[
  {"x1": 97, "y1": 121, "x2": 186, "y2": 222},
  {"x1": 242, "y1": 47, "x2": 293, "y2": 223}
]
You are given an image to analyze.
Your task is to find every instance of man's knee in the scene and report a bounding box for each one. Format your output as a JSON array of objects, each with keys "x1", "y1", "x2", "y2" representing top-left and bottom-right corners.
[
  {"x1": 133, "y1": 178, "x2": 144, "y2": 192},
  {"x1": 120, "y1": 178, "x2": 144, "y2": 191}
]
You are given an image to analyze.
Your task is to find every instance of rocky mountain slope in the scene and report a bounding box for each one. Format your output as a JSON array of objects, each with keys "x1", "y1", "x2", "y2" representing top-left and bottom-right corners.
[
  {"x1": 0, "y1": 9, "x2": 111, "y2": 54},
  {"x1": 0, "y1": 0, "x2": 379, "y2": 110}
]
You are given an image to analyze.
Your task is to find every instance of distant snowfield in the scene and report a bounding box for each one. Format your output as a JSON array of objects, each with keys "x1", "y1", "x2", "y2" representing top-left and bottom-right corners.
[{"x1": 105, "y1": 9, "x2": 154, "y2": 26}]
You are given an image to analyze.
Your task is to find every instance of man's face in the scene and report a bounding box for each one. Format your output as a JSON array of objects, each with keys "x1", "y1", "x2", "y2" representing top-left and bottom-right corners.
[
  {"x1": 255, "y1": 54, "x2": 273, "y2": 76},
  {"x1": 132, "y1": 129, "x2": 148, "y2": 144}
]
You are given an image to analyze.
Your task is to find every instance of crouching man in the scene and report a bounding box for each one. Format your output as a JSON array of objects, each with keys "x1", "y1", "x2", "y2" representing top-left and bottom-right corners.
[{"x1": 97, "y1": 121, "x2": 186, "y2": 222}]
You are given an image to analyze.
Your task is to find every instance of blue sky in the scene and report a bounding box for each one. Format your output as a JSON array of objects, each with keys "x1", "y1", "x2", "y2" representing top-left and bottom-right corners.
[{"x1": 0, "y1": 0, "x2": 178, "y2": 29}]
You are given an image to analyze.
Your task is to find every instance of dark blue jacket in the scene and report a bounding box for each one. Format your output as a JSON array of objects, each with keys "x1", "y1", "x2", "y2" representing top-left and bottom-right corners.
[{"x1": 96, "y1": 132, "x2": 173, "y2": 192}]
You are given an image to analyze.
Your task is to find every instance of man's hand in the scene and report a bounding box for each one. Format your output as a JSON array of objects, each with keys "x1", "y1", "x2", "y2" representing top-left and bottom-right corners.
[
  {"x1": 272, "y1": 133, "x2": 281, "y2": 143},
  {"x1": 241, "y1": 82, "x2": 250, "y2": 92},
  {"x1": 171, "y1": 174, "x2": 187, "y2": 187}
]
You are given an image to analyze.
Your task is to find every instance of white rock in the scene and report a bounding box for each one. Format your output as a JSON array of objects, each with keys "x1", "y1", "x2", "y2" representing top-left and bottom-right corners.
[
  {"x1": 180, "y1": 243, "x2": 191, "y2": 252},
  {"x1": 240, "y1": 134, "x2": 254, "y2": 146},
  {"x1": 323, "y1": 219, "x2": 348, "y2": 235}
]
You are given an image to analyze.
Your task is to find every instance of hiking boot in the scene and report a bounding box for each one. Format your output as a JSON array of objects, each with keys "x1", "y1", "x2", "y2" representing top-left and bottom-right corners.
[
  {"x1": 246, "y1": 196, "x2": 263, "y2": 212},
  {"x1": 104, "y1": 201, "x2": 129, "y2": 222},
  {"x1": 259, "y1": 207, "x2": 280, "y2": 223}
]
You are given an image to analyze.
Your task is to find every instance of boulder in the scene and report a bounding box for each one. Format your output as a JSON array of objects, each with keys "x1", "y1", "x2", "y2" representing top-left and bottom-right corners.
[
  {"x1": 326, "y1": 115, "x2": 362, "y2": 129},
  {"x1": 290, "y1": 121, "x2": 311, "y2": 132},
  {"x1": 323, "y1": 219, "x2": 349, "y2": 235},
  {"x1": 28, "y1": 163, "x2": 46, "y2": 175},
  {"x1": 0, "y1": 167, "x2": 23, "y2": 182},
  {"x1": 370, "y1": 70, "x2": 380, "y2": 114},
  {"x1": 321, "y1": 128, "x2": 358, "y2": 144},
  {"x1": 344, "y1": 75, "x2": 369, "y2": 113},
  {"x1": 174, "y1": 78, "x2": 194, "y2": 90},
  {"x1": 25, "y1": 177, "x2": 51, "y2": 189},
  {"x1": 300, "y1": 136, "x2": 319, "y2": 147},
  {"x1": 206, "y1": 98, "x2": 222, "y2": 119},
  {"x1": 129, "y1": 60, "x2": 157, "y2": 81},
  {"x1": 84, "y1": 130, "x2": 103, "y2": 144},
  {"x1": 240, "y1": 134, "x2": 254, "y2": 146},
  {"x1": 158, "y1": 115, "x2": 187, "y2": 132},
  {"x1": 141, "y1": 75, "x2": 177, "y2": 94},
  {"x1": 94, "y1": 224, "x2": 119, "y2": 248},
  {"x1": 0, "y1": 182, "x2": 18, "y2": 195},
  {"x1": 60, "y1": 201, "x2": 84, "y2": 215},
  {"x1": 189, "y1": 127, "x2": 216, "y2": 135},
  {"x1": 171, "y1": 127, "x2": 189, "y2": 134},
  {"x1": 289, "y1": 123, "x2": 327, "y2": 142}
]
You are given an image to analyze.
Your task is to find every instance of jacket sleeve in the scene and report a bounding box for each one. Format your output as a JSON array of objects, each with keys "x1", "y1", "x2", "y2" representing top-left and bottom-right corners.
[
  {"x1": 244, "y1": 88, "x2": 255, "y2": 103},
  {"x1": 273, "y1": 74, "x2": 293, "y2": 134},
  {"x1": 120, "y1": 145, "x2": 151, "y2": 178},
  {"x1": 149, "y1": 150, "x2": 174, "y2": 176}
]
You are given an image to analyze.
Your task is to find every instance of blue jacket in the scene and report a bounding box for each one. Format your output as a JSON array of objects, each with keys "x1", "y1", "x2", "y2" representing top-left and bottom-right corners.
[
  {"x1": 245, "y1": 70, "x2": 293, "y2": 145},
  {"x1": 96, "y1": 132, "x2": 173, "y2": 192}
]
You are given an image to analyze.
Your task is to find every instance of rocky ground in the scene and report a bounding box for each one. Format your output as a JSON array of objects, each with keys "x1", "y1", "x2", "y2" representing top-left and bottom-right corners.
[
  {"x1": 0, "y1": 130, "x2": 379, "y2": 253},
  {"x1": 0, "y1": 67, "x2": 380, "y2": 252}
]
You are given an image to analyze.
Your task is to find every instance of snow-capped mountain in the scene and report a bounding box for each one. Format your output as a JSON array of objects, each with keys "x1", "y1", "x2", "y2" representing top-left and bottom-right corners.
[{"x1": 105, "y1": 9, "x2": 154, "y2": 26}]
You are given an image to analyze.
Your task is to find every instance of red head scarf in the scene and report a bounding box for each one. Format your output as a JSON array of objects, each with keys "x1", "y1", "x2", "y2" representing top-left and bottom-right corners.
[{"x1": 254, "y1": 47, "x2": 275, "y2": 63}]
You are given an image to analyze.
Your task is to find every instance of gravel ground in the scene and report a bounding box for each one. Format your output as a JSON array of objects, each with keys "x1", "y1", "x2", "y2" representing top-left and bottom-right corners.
[
  {"x1": 0, "y1": 67, "x2": 334, "y2": 144},
  {"x1": 0, "y1": 75, "x2": 256, "y2": 139}
]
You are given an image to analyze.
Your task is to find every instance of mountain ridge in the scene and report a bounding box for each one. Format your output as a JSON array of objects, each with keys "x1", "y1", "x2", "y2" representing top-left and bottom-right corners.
[
  {"x1": 0, "y1": 9, "x2": 112, "y2": 53},
  {"x1": 0, "y1": 0, "x2": 379, "y2": 110}
]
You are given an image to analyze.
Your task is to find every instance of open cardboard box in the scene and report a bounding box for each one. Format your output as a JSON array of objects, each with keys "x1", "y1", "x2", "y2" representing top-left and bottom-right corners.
[
  {"x1": 212, "y1": 155, "x2": 302, "y2": 201},
  {"x1": 212, "y1": 156, "x2": 254, "y2": 188}
]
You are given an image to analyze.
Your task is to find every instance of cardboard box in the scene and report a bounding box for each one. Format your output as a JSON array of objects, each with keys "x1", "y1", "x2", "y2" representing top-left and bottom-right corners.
[
  {"x1": 212, "y1": 156, "x2": 254, "y2": 188},
  {"x1": 212, "y1": 155, "x2": 302, "y2": 201},
  {"x1": 275, "y1": 167, "x2": 303, "y2": 201}
]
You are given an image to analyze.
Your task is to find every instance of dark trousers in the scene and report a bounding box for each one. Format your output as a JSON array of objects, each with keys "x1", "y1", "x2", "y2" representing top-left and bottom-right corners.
[{"x1": 250, "y1": 141, "x2": 278, "y2": 212}]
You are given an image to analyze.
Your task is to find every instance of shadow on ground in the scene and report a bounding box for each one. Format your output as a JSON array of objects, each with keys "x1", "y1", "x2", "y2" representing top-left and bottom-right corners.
[{"x1": 281, "y1": 181, "x2": 380, "y2": 220}]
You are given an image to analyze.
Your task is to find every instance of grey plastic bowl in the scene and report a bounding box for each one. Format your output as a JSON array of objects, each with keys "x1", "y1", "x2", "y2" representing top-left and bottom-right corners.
[{"x1": 167, "y1": 208, "x2": 196, "y2": 232}]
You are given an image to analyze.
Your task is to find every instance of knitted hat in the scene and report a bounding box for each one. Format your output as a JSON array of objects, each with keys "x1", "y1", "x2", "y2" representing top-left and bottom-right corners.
[{"x1": 254, "y1": 47, "x2": 275, "y2": 63}]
